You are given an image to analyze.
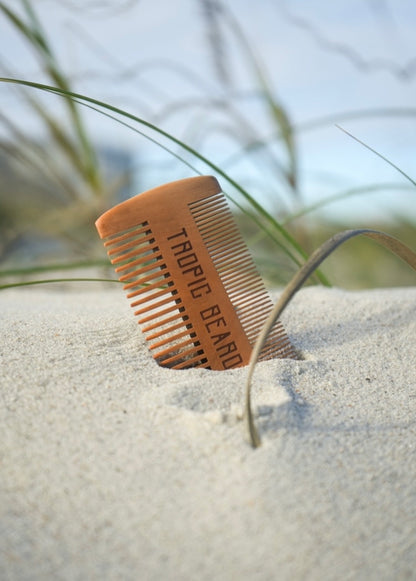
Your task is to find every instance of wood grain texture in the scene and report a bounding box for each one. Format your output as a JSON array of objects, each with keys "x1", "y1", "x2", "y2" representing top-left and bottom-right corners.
[{"x1": 96, "y1": 176, "x2": 295, "y2": 370}]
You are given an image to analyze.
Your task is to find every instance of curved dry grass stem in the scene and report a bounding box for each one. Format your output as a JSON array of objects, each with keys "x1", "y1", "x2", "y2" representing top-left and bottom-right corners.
[{"x1": 244, "y1": 228, "x2": 416, "y2": 448}]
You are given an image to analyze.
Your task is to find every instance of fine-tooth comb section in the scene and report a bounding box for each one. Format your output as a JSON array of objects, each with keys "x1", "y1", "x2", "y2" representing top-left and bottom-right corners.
[
  {"x1": 95, "y1": 176, "x2": 296, "y2": 370},
  {"x1": 188, "y1": 193, "x2": 294, "y2": 361}
]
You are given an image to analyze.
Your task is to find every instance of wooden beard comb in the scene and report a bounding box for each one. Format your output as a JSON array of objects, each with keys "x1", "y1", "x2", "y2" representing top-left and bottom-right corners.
[{"x1": 95, "y1": 176, "x2": 296, "y2": 370}]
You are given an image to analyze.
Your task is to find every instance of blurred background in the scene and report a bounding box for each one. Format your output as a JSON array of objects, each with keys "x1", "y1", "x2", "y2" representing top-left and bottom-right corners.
[{"x1": 0, "y1": 0, "x2": 415, "y2": 288}]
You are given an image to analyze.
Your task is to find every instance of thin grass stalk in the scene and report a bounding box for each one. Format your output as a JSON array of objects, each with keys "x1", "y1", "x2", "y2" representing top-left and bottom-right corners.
[
  {"x1": 336, "y1": 125, "x2": 416, "y2": 188},
  {"x1": 217, "y1": 4, "x2": 298, "y2": 194},
  {"x1": 283, "y1": 183, "x2": 414, "y2": 224},
  {"x1": 25, "y1": 93, "x2": 95, "y2": 185},
  {"x1": 0, "y1": 2, "x2": 101, "y2": 195},
  {"x1": 0, "y1": 259, "x2": 110, "y2": 278},
  {"x1": 63, "y1": 94, "x2": 299, "y2": 263},
  {"x1": 225, "y1": 108, "x2": 416, "y2": 171},
  {"x1": 0, "y1": 112, "x2": 80, "y2": 200},
  {"x1": 244, "y1": 229, "x2": 416, "y2": 448},
  {"x1": 0, "y1": 278, "x2": 120, "y2": 290},
  {"x1": 71, "y1": 94, "x2": 328, "y2": 283},
  {"x1": 21, "y1": 0, "x2": 101, "y2": 192}
]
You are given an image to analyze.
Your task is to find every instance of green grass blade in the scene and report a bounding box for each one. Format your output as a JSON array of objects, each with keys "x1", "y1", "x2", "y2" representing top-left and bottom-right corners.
[
  {"x1": 74, "y1": 94, "x2": 316, "y2": 274},
  {"x1": 218, "y1": 5, "x2": 298, "y2": 193},
  {"x1": 25, "y1": 94, "x2": 94, "y2": 184},
  {"x1": 0, "y1": 260, "x2": 110, "y2": 278},
  {"x1": 0, "y1": 3, "x2": 33, "y2": 42},
  {"x1": 0, "y1": 277, "x2": 120, "y2": 290},
  {"x1": 0, "y1": 108, "x2": 81, "y2": 200},
  {"x1": 0, "y1": 77, "x2": 329, "y2": 283},
  {"x1": 58, "y1": 94, "x2": 303, "y2": 265},
  {"x1": 1, "y1": 3, "x2": 101, "y2": 194}
]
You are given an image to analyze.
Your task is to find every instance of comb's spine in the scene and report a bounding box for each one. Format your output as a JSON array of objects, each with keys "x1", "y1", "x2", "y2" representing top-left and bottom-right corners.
[
  {"x1": 189, "y1": 194, "x2": 296, "y2": 361},
  {"x1": 102, "y1": 221, "x2": 209, "y2": 369}
]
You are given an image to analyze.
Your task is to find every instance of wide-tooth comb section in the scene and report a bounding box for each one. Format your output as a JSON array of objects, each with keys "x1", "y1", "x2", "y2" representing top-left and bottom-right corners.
[
  {"x1": 188, "y1": 192, "x2": 295, "y2": 362},
  {"x1": 100, "y1": 222, "x2": 205, "y2": 369},
  {"x1": 95, "y1": 176, "x2": 296, "y2": 370}
]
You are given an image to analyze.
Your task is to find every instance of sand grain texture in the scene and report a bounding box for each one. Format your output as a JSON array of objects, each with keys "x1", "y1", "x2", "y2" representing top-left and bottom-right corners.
[{"x1": 1, "y1": 286, "x2": 415, "y2": 580}]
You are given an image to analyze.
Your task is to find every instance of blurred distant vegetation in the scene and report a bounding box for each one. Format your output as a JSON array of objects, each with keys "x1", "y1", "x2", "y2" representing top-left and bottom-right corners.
[
  {"x1": 0, "y1": 0, "x2": 415, "y2": 289},
  {"x1": 238, "y1": 212, "x2": 416, "y2": 288}
]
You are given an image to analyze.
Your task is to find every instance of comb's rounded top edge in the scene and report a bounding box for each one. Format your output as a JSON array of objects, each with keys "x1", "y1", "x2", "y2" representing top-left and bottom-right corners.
[{"x1": 95, "y1": 175, "x2": 221, "y2": 238}]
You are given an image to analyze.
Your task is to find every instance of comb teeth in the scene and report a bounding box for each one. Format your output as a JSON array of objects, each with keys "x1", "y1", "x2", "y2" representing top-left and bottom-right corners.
[
  {"x1": 95, "y1": 176, "x2": 296, "y2": 370},
  {"x1": 188, "y1": 194, "x2": 294, "y2": 360},
  {"x1": 104, "y1": 221, "x2": 209, "y2": 369}
]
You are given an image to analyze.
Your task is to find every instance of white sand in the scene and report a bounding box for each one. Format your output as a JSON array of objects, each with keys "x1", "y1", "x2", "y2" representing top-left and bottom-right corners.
[{"x1": 1, "y1": 285, "x2": 415, "y2": 580}]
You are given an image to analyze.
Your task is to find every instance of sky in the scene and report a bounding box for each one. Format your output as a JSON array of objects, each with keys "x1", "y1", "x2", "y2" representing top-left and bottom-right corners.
[{"x1": 1, "y1": 0, "x2": 416, "y2": 224}]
